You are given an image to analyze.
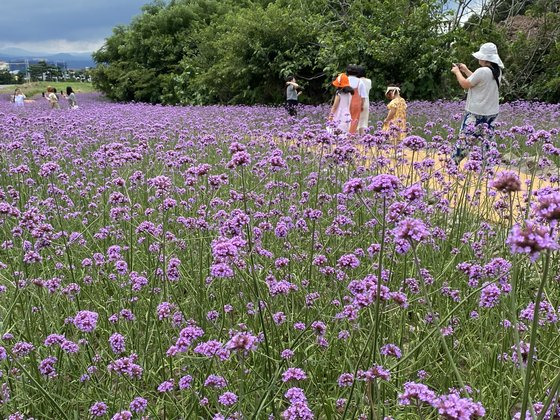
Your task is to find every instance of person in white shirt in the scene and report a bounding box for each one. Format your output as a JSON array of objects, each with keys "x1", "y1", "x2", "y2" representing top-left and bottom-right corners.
[
  {"x1": 13, "y1": 88, "x2": 26, "y2": 107},
  {"x1": 63, "y1": 86, "x2": 79, "y2": 109},
  {"x1": 451, "y1": 42, "x2": 504, "y2": 164},
  {"x1": 357, "y1": 66, "x2": 372, "y2": 135},
  {"x1": 346, "y1": 64, "x2": 368, "y2": 134}
]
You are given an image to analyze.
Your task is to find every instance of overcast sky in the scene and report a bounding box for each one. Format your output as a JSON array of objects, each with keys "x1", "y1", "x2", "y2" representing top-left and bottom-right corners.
[{"x1": 0, "y1": 0, "x2": 152, "y2": 53}]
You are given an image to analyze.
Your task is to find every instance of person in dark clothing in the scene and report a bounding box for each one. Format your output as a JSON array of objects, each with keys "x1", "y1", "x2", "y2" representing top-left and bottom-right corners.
[{"x1": 285, "y1": 76, "x2": 302, "y2": 117}]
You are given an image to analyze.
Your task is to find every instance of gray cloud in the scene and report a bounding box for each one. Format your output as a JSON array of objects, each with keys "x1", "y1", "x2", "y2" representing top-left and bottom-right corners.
[{"x1": 0, "y1": 0, "x2": 152, "y2": 52}]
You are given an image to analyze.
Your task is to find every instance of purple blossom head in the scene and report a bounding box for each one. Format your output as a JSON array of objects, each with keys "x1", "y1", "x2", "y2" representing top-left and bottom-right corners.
[
  {"x1": 357, "y1": 364, "x2": 391, "y2": 382},
  {"x1": 398, "y1": 381, "x2": 437, "y2": 406},
  {"x1": 402, "y1": 135, "x2": 427, "y2": 151},
  {"x1": 284, "y1": 387, "x2": 308, "y2": 403},
  {"x1": 366, "y1": 174, "x2": 400, "y2": 196},
  {"x1": 507, "y1": 221, "x2": 558, "y2": 261},
  {"x1": 157, "y1": 379, "x2": 175, "y2": 393},
  {"x1": 337, "y1": 372, "x2": 354, "y2": 387},
  {"x1": 179, "y1": 374, "x2": 193, "y2": 389},
  {"x1": 478, "y1": 283, "x2": 501, "y2": 308},
  {"x1": 73, "y1": 310, "x2": 99, "y2": 333},
  {"x1": 226, "y1": 331, "x2": 258, "y2": 353},
  {"x1": 282, "y1": 367, "x2": 308, "y2": 382},
  {"x1": 533, "y1": 191, "x2": 560, "y2": 223},
  {"x1": 204, "y1": 374, "x2": 228, "y2": 388},
  {"x1": 111, "y1": 410, "x2": 132, "y2": 420},
  {"x1": 394, "y1": 218, "x2": 430, "y2": 245},
  {"x1": 90, "y1": 402, "x2": 108, "y2": 417},
  {"x1": 109, "y1": 333, "x2": 126, "y2": 354},
  {"x1": 38, "y1": 356, "x2": 58, "y2": 378},
  {"x1": 380, "y1": 343, "x2": 402, "y2": 359},
  {"x1": 129, "y1": 397, "x2": 148, "y2": 413},
  {"x1": 433, "y1": 392, "x2": 486, "y2": 419},
  {"x1": 218, "y1": 391, "x2": 238, "y2": 407},
  {"x1": 337, "y1": 253, "x2": 360, "y2": 269},
  {"x1": 343, "y1": 178, "x2": 365, "y2": 195},
  {"x1": 489, "y1": 170, "x2": 521, "y2": 193},
  {"x1": 228, "y1": 151, "x2": 251, "y2": 167}
]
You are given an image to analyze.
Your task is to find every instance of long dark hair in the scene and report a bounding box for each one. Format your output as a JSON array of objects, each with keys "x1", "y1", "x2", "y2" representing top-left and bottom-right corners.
[
  {"x1": 338, "y1": 86, "x2": 354, "y2": 94},
  {"x1": 489, "y1": 62, "x2": 502, "y2": 88}
]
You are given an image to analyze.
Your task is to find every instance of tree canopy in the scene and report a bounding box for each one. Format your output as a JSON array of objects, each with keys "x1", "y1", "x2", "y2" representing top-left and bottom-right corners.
[{"x1": 92, "y1": 0, "x2": 560, "y2": 104}]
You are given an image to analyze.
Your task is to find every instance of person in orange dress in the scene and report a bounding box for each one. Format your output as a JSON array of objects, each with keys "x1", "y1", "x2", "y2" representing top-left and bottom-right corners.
[
  {"x1": 382, "y1": 86, "x2": 407, "y2": 143},
  {"x1": 347, "y1": 64, "x2": 368, "y2": 134}
]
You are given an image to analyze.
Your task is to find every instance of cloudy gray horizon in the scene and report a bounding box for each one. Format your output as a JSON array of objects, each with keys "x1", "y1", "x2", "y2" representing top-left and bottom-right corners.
[{"x1": 0, "y1": 0, "x2": 153, "y2": 54}]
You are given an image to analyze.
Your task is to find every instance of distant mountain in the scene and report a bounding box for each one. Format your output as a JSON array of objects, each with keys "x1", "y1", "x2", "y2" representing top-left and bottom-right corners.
[
  {"x1": 0, "y1": 48, "x2": 95, "y2": 69},
  {"x1": 0, "y1": 47, "x2": 46, "y2": 56}
]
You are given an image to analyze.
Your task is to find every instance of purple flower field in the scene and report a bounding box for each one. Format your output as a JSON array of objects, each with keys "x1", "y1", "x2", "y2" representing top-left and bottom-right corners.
[{"x1": 0, "y1": 94, "x2": 559, "y2": 419}]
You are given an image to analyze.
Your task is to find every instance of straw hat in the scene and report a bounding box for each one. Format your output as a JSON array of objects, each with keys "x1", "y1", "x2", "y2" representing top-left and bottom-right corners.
[
  {"x1": 385, "y1": 86, "x2": 400, "y2": 95},
  {"x1": 332, "y1": 73, "x2": 350, "y2": 88},
  {"x1": 472, "y1": 43, "x2": 504, "y2": 68}
]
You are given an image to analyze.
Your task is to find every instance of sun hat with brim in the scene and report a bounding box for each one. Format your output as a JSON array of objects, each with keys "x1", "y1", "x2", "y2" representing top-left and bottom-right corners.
[
  {"x1": 472, "y1": 42, "x2": 504, "y2": 68},
  {"x1": 332, "y1": 73, "x2": 350, "y2": 88},
  {"x1": 385, "y1": 86, "x2": 400, "y2": 95}
]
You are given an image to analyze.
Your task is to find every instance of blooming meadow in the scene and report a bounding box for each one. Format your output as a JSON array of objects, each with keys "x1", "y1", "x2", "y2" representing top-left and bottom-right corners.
[{"x1": 0, "y1": 95, "x2": 559, "y2": 419}]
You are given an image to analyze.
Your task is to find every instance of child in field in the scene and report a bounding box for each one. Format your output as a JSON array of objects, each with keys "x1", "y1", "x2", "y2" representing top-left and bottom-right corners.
[
  {"x1": 382, "y1": 86, "x2": 407, "y2": 143},
  {"x1": 45, "y1": 86, "x2": 60, "y2": 109},
  {"x1": 13, "y1": 88, "x2": 26, "y2": 107},
  {"x1": 329, "y1": 73, "x2": 354, "y2": 133}
]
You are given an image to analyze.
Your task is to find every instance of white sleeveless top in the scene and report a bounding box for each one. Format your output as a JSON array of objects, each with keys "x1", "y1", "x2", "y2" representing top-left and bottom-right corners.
[{"x1": 333, "y1": 92, "x2": 352, "y2": 132}]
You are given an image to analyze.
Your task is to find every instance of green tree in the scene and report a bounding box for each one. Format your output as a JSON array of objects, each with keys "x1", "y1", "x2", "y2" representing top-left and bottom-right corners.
[
  {"x1": 177, "y1": 1, "x2": 325, "y2": 104},
  {"x1": 91, "y1": 0, "x2": 559, "y2": 104},
  {"x1": 0, "y1": 70, "x2": 16, "y2": 84},
  {"x1": 93, "y1": 0, "x2": 231, "y2": 103}
]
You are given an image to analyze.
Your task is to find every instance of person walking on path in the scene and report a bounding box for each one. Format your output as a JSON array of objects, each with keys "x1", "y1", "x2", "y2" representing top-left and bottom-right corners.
[
  {"x1": 328, "y1": 73, "x2": 354, "y2": 134},
  {"x1": 347, "y1": 64, "x2": 368, "y2": 134},
  {"x1": 382, "y1": 86, "x2": 407, "y2": 144},
  {"x1": 357, "y1": 66, "x2": 372, "y2": 135},
  {"x1": 451, "y1": 42, "x2": 504, "y2": 165},
  {"x1": 285, "y1": 76, "x2": 302, "y2": 117}
]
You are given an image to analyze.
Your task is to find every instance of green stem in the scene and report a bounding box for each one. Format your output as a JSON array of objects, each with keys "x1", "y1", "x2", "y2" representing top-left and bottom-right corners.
[
  {"x1": 411, "y1": 243, "x2": 465, "y2": 391},
  {"x1": 536, "y1": 370, "x2": 560, "y2": 420},
  {"x1": 371, "y1": 196, "x2": 387, "y2": 365},
  {"x1": 520, "y1": 250, "x2": 551, "y2": 420}
]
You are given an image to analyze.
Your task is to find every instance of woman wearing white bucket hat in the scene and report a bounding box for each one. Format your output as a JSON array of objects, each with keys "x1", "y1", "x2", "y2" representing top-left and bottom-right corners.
[{"x1": 451, "y1": 42, "x2": 504, "y2": 164}]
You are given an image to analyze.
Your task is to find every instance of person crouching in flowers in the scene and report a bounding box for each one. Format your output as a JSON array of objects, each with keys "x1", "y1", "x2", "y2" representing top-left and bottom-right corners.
[
  {"x1": 328, "y1": 73, "x2": 354, "y2": 134},
  {"x1": 451, "y1": 42, "x2": 504, "y2": 165},
  {"x1": 382, "y1": 86, "x2": 407, "y2": 144}
]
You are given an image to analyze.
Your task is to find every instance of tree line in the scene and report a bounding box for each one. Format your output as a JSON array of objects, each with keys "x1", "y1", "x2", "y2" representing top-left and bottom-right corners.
[{"x1": 92, "y1": 0, "x2": 560, "y2": 104}]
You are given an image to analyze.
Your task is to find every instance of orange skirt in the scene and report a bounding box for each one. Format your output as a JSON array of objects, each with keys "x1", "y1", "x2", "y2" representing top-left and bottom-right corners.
[{"x1": 349, "y1": 91, "x2": 361, "y2": 134}]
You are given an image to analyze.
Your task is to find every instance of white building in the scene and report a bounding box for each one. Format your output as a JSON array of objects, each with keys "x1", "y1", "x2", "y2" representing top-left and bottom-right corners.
[{"x1": 0, "y1": 61, "x2": 9, "y2": 71}]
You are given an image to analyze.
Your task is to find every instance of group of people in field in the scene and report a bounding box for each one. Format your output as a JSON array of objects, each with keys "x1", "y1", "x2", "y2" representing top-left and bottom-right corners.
[
  {"x1": 11, "y1": 86, "x2": 78, "y2": 110},
  {"x1": 286, "y1": 42, "x2": 504, "y2": 164},
  {"x1": 328, "y1": 65, "x2": 407, "y2": 139}
]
